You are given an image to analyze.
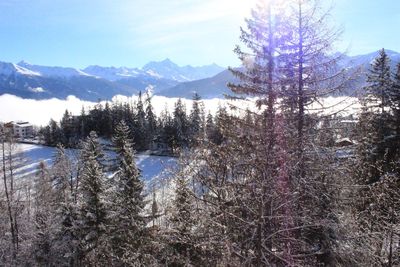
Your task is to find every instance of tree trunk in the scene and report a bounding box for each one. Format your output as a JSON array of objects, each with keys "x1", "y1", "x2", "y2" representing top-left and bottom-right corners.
[
  {"x1": 1, "y1": 136, "x2": 17, "y2": 263},
  {"x1": 297, "y1": 0, "x2": 305, "y2": 180}
]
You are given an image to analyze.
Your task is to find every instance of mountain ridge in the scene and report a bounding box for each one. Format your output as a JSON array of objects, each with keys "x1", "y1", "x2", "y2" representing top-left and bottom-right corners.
[
  {"x1": 0, "y1": 59, "x2": 223, "y2": 101},
  {"x1": 0, "y1": 50, "x2": 399, "y2": 101},
  {"x1": 158, "y1": 49, "x2": 400, "y2": 99}
]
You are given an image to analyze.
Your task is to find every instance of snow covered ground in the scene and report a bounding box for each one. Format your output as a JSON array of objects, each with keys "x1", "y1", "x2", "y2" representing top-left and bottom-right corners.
[{"x1": 4, "y1": 143, "x2": 177, "y2": 182}]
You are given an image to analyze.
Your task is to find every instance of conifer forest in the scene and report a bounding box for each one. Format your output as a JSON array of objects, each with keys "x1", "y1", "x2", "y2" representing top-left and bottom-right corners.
[{"x1": 1, "y1": 0, "x2": 400, "y2": 266}]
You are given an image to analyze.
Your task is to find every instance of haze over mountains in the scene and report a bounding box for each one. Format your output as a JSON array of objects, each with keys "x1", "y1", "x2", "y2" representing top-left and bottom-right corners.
[{"x1": 0, "y1": 49, "x2": 399, "y2": 101}]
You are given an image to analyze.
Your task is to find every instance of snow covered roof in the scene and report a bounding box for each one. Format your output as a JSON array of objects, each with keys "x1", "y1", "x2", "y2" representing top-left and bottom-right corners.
[
  {"x1": 335, "y1": 138, "x2": 356, "y2": 147},
  {"x1": 13, "y1": 121, "x2": 33, "y2": 127},
  {"x1": 340, "y1": 120, "x2": 358, "y2": 124}
]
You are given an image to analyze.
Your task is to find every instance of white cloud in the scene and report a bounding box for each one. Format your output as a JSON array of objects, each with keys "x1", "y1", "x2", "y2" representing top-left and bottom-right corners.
[
  {"x1": 0, "y1": 94, "x2": 95, "y2": 126},
  {"x1": 29, "y1": 87, "x2": 46, "y2": 93}
]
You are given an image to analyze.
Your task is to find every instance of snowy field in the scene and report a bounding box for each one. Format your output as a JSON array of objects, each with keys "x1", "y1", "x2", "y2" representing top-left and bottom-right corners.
[
  {"x1": 4, "y1": 143, "x2": 177, "y2": 182},
  {"x1": 0, "y1": 94, "x2": 361, "y2": 126}
]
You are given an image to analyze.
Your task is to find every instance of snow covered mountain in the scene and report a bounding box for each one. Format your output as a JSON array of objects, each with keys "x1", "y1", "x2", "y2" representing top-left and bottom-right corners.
[
  {"x1": 0, "y1": 50, "x2": 398, "y2": 101},
  {"x1": 0, "y1": 58, "x2": 223, "y2": 100},
  {"x1": 83, "y1": 65, "x2": 143, "y2": 81},
  {"x1": 340, "y1": 49, "x2": 400, "y2": 68},
  {"x1": 157, "y1": 68, "x2": 239, "y2": 99},
  {"x1": 335, "y1": 49, "x2": 400, "y2": 95},
  {"x1": 0, "y1": 60, "x2": 181, "y2": 100},
  {"x1": 143, "y1": 58, "x2": 224, "y2": 82},
  {"x1": 0, "y1": 61, "x2": 41, "y2": 77},
  {"x1": 83, "y1": 60, "x2": 223, "y2": 83},
  {"x1": 18, "y1": 61, "x2": 91, "y2": 78},
  {"x1": 159, "y1": 49, "x2": 400, "y2": 99}
]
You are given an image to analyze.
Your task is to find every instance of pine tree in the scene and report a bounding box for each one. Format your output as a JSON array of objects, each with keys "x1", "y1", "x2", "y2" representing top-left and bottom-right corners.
[
  {"x1": 133, "y1": 92, "x2": 147, "y2": 150},
  {"x1": 365, "y1": 48, "x2": 393, "y2": 113},
  {"x1": 51, "y1": 145, "x2": 79, "y2": 266},
  {"x1": 392, "y1": 63, "x2": 400, "y2": 111},
  {"x1": 172, "y1": 99, "x2": 189, "y2": 149},
  {"x1": 159, "y1": 106, "x2": 175, "y2": 152},
  {"x1": 77, "y1": 131, "x2": 108, "y2": 265},
  {"x1": 145, "y1": 92, "x2": 157, "y2": 148},
  {"x1": 227, "y1": 1, "x2": 288, "y2": 264},
  {"x1": 109, "y1": 121, "x2": 149, "y2": 265},
  {"x1": 208, "y1": 106, "x2": 226, "y2": 145},
  {"x1": 32, "y1": 162, "x2": 55, "y2": 266},
  {"x1": 205, "y1": 112, "x2": 215, "y2": 142},
  {"x1": 48, "y1": 119, "x2": 64, "y2": 146},
  {"x1": 357, "y1": 50, "x2": 398, "y2": 184},
  {"x1": 101, "y1": 102, "x2": 113, "y2": 138},
  {"x1": 167, "y1": 175, "x2": 199, "y2": 266},
  {"x1": 60, "y1": 109, "x2": 72, "y2": 146},
  {"x1": 188, "y1": 93, "x2": 204, "y2": 146},
  {"x1": 52, "y1": 145, "x2": 73, "y2": 199},
  {"x1": 78, "y1": 106, "x2": 88, "y2": 139},
  {"x1": 278, "y1": 1, "x2": 347, "y2": 264},
  {"x1": 41, "y1": 125, "x2": 52, "y2": 146},
  {"x1": 354, "y1": 50, "x2": 400, "y2": 265},
  {"x1": 392, "y1": 64, "x2": 400, "y2": 175},
  {"x1": 207, "y1": 0, "x2": 347, "y2": 264}
]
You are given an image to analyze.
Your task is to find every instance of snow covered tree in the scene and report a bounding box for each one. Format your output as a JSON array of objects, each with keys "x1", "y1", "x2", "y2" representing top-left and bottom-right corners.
[
  {"x1": 207, "y1": 106, "x2": 226, "y2": 145},
  {"x1": 216, "y1": 0, "x2": 348, "y2": 264},
  {"x1": 101, "y1": 102, "x2": 113, "y2": 138},
  {"x1": 158, "y1": 106, "x2": 176, "y2": 152},
  {"x1": 226, "y1": 1, "x2": 299, "y2": 264},
  {"x1": 51, "y1": 145, "x2": 80, "y2": 266},
  {"x1": 52, "y1": 145, "x2": 74, "y2": 199},
  {"x1": 392, "y1": 63, "x2": 400, "y2": 111},
  {"x1": 356, "y1": 50, "x2": 399, "y2": 185},
  {"x1": 166, "y1": 173, "x2": 204, "y2": 266},
  {"x1": 60, "y1": 109, "x2": 72, "y2": 146},
  {"x1": 353, "y1": 50, "x2": 400, "y2": 266},
  {"x1": 188, "y1": 93, "x2": 205, "y2": 145},
  {"x1": 172, "y1": 98, "x2": 189, "y2": 149},
  {"x1": 109, "y1": 121, "x2": 150, "y2": 265},
  {"x1": 133, "y1": 92, "x2": 147, "y2": 150},
  {"x1": 1, "y1": 130, "x2": 22, "y2": 264},
  {"x1": 365, "y1": 48, "x2": 393, "y2": 113},
  {"x1": 77, "y1": 131, "x2": 109, "y2": 265},
  {"x1": 390, "y1": 63, "x2": 400, "y2": 162},
  {"x1": 43, "y1": 119, "x2": 64, "y2": 146},
  {"x1": 32, "y1": 161, "x2": 55, "y2": 266},
  {"x1": 145, "y1": 91, "x2": 157, "y2": 148},
  {"x1": 151, "y1": 190, "x2": 158, "y2": 228}
]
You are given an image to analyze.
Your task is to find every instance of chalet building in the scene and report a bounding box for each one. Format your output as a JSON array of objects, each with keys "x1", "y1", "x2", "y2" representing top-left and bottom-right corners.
[{"x1": 3, "y1": 121, "x2": 34, "y2": 139}]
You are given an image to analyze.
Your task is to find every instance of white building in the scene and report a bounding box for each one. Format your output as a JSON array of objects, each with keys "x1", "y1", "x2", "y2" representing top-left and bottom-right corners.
[{"x1": 11, "y1": 121, "x2": 34, "y2": 139}]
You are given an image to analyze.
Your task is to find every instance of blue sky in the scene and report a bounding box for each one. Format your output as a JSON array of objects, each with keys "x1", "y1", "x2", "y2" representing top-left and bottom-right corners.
[{"x1": 0, "y1": 0, "x2": 399, "y2": 68}]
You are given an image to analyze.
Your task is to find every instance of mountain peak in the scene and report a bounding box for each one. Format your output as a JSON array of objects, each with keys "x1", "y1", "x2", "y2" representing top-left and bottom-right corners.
[
  {"x1": 17, "y1": 60, "x2": 31, "y2": 66},
  {"x1": 142, "y1": 59, "x2": 224, "y2": 82},
  {"x1": 144, "y1": 58, "x2": 178, "y2": 68},
  {"x1": 162, "y1": 58, "x2": 173, "y2": 63}
]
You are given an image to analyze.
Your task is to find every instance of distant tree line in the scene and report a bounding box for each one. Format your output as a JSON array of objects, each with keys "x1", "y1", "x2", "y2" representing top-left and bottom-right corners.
[{"x1": 39, "y1": 92, "x2": 225, "y2": 153}]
